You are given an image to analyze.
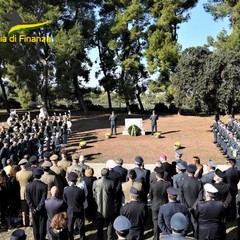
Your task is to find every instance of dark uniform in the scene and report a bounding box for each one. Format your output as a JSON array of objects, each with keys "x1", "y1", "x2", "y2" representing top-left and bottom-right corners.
[
  {"x1": 63, "y1": 173, "x2": 85, "y2": 240},
  {"x1": 194, "y1": 200, "x2": 225, "y2": 240},
  {"x1": 149, "y1": 177, "x2": 171, "y2": 240},
  {"x1": 158, "y1": 201, "x2": 189, "y2": 235},
  {"x1": 150, "y1": 111, "x2": 158, "y2": 134},
  {"x1": 25, "y1": 169, "x2": 48, "y2": 240},
  {"x1": 120, "y1": 200, "x2": 148, "y2": 240},
  {"x1": 224, "y1": 162, "x2": 240, "y2": 220}
]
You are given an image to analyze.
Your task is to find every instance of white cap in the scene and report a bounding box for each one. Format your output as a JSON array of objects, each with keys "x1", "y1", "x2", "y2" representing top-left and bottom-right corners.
[
  {"x1": 79, "y1": 155, "x2": 85, "y2": 162},
  {"x1": 204, "y1": 183, "x2": 218, "y2": 194},
  {"x1": 106, "y1": 159, "x2": 117, "y2": 169}
]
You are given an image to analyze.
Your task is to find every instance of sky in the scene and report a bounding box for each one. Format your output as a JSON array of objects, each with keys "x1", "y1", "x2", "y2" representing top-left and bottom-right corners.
[{"x1": 86, "y1": 0, "x2": 231, "y2": 87}]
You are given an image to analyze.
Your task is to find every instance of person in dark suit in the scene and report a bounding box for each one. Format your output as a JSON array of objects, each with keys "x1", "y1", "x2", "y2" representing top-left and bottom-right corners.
[
  {"x1": 194, "y1": 183, "x2": 225, "y2": 240},
  {"x1": 179, "y1": 164, "x2": 203, "y2": 237},
  {"x1": 109, "y1": 111, "x2": 117, "y2": 135},
  {"x1": 150, "y1": 110, "x2": 158, "y2": 134},
  {"x1": 63, "y1": 172, "x2": 86, "y2": 240},
  {"x1": 160, "y1": 213, "x2": 193, "y2": 240},
  {"x1": 224, "y1": 159, "x2": 240, "y2": 221},
  {"x1": 25, "y1": 167, "x2": 48, "y2": 240},
  {"x1": 149, "y1": 167, "x2": 171, "y2": 240},
  {"x1": 114, "y1": 158, "x2": 128, "y2": 182},
  {"x1": 158, "y1": 187, "x2": 189, "y2": 236},
  {"x1": 160, "y1": 154, "x2": 174, "y2": 182},
  {"x1": 113, "y1": 215, "x2": 132, "y2": 240},
  {"x1": 45, "y1": 186, "x2": 66, "y2": 240},
  {"x1": 120, "y1": 187, "x2": 148, "y2": 240}
]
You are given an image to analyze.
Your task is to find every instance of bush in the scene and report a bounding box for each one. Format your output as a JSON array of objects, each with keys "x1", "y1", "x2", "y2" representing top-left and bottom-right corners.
[{"x1": 128, "y1": 125, "x2": 141, "y2": 136}]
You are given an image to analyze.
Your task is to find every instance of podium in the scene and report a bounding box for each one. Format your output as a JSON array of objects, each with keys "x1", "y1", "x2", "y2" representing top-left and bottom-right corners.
[{"x1": 122, "y1": 118, "x2": 145, "y2": 135}]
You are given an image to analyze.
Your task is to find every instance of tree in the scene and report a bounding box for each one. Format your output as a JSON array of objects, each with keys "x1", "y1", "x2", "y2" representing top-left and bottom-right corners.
[
  {"x1": 204, "y1": 0, "x2": 240, "y2": 50},
  {"x1": 99, "y1": 0, "x2": 149, "y2": 111},
  {"x1": 172, "y1": 47, "x2": 240, "y2": 116},
  {"x1": 144, "y1": 0, "x2": 198, "y2": 79}
]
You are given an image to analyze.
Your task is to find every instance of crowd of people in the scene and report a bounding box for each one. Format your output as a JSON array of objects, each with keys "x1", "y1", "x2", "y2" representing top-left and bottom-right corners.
[
  {"x1": 0, "y1": 112, "x2": 240, "y2": 240},
  {"x1": 212, "y1": 116, "x2": 240, "y2": 163}
]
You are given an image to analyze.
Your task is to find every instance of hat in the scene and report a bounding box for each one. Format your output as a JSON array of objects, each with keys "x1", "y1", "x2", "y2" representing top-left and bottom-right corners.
[
  {"x1": 10, "y1": 229, "x2": 26, "y2": 240},
  {"x1": 170, "y1": 213, "x2": 187, "y2": 230},
  {"x1": 135, "y1": 156, "x2": 143, "y2": 165},
  {"x1": 154, "y1": 166, "x2": 165, "y2": 173},
  {"x1": 68, "y1": 172, "x2": 78, "y2": 182},
  {"x1": 33, "y1": 167, "x2": 44, "y2": 177},
  {"x1": 215, "y1": 169, "x2": 225, "y2": 178},
  {"x1": 175, "y1": 149, "x2": 183, "y2": 156},
  {"x1": 38, "y1": 157, "x2": 44, "y2": 163},
  {"x1": 186, "y1": 164, "x2": 197, "y2": 173},
  {"x1": 113, "y1": 215, "x2": 131, "y2": 232},
  {"x1": 72, "y1": 153, "x2": 80, "y2": 161},
  {"x1": 207, "y1": 160, "x2": 217, "y2": 168},
  {"x1": 79, "y1": 155, "x2": 85, "y2": 162},
  {"x1": 106, "y1": 159, "x2": 117, "y2": 169},
  {"x1": 50, "y1": 154, "x2": 58, "y2": 161},
  {"x1": 204, "y1": 183, "x2": 218, "y2": 194},
  {"x1": 167, "y1": 187, "x2": 179, "y2": 196},
  {"x1": 159, "y1": 154, "x2": 167, "y2": 161},
  {"x1": 18, "y1": 159, "x2": 28, "y2": 166},
  {"x1": 130, "y1": 186, "x2": 139, "y2": 196},
  {"x1": 176, "y1": 162, "x2": 186, "y2": 170},
  {"x1": 29, "y1": 155, "x2": 37, "y2": 163},
  {"x1": 128, "y1": 169, "x2": 137, "y2": 180},
  {"x1": 42, "y1": 161, "x2": 52, "y2": 168},
  {"x1": 43, "y1": 151, "x2": 51, "y2": 159}
]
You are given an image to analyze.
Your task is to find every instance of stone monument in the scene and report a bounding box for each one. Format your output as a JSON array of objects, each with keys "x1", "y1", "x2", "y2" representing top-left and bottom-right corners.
[{"x1": 122, "y1": 118, "x2": 145, "y2": 135}]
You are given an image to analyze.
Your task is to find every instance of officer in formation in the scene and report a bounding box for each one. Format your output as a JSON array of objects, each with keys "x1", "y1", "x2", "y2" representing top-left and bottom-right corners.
[
  {"x1": 0, "y1": 110, "x2": 72, "y2": 168},
  {"x1": 212, "y1": 118, "x2": 240, "y2": 164}
]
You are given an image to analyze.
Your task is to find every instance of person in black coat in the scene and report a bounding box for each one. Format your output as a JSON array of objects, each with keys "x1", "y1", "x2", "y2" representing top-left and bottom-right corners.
[
  {"x1": 179, "y1": 164, "x2": 203, "y2": 238},
  {"x1": 158, "y1": 187, "x2": 189, "y2": 236},
  {"x1": 194, "y1": 183, "x2": 225, "y2": 240},
  {"x1": 25, "y1": 167, "x2": 48, "y2": 240},
  {"x1": 82, "y1": 168, "x2": 97, "y2": 222},
  {"x1": 45, "y1": 186, "x2": 66, "y2": 240},
  {"x1": 224, "y1": 159, "x2": 240, "y2": 221},
  {"x1": 150, "y1": 110, "x2": 158, "y2": 134},
  {"x1": 114, "y1": 158, "x2": 128, "y2": 182},
  {"x1": 149, "y1": 167, "x2": 171, "y2": 240},
  {"x1": 120, "y1": 187, "x2": 148, "y2": 240},
  {"x1": 63, "y1": 172, "x2": 85, "y2": 240}
]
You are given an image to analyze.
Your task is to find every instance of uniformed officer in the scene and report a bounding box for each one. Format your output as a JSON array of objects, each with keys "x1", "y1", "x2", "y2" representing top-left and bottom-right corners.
[
  {"x1": 194, "y1": 183, "x2": 225, "y2": 240},
  {"x1": 160, "y1": 213, "x2": 193, "y2": 240},
  {"x1": 120, "y1": 186, "x2": 148, "y2": 240},
  {"x1": 109, "y1": 111, "x2": 117, "y2": 135},
  {"x1": 224, "y1": 158, "x2": 240, "y2": 221},
  {"x1": 150, "y1": 110, "x2": 159, "y2": 134},
  {"x1": 113, "y1": 215, "x2": 132, "y2": 240},
  {"x1": 158, "y1": 187, "x2": 189, "y2": 236},
  {"x1": 10, "y1": 229, "x2": 26, "y2": 240}
]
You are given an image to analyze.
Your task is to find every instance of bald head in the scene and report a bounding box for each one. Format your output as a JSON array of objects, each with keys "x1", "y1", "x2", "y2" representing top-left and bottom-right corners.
[{"x1": 50, "y1": 186, "x2": 59, "y2": 197}]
